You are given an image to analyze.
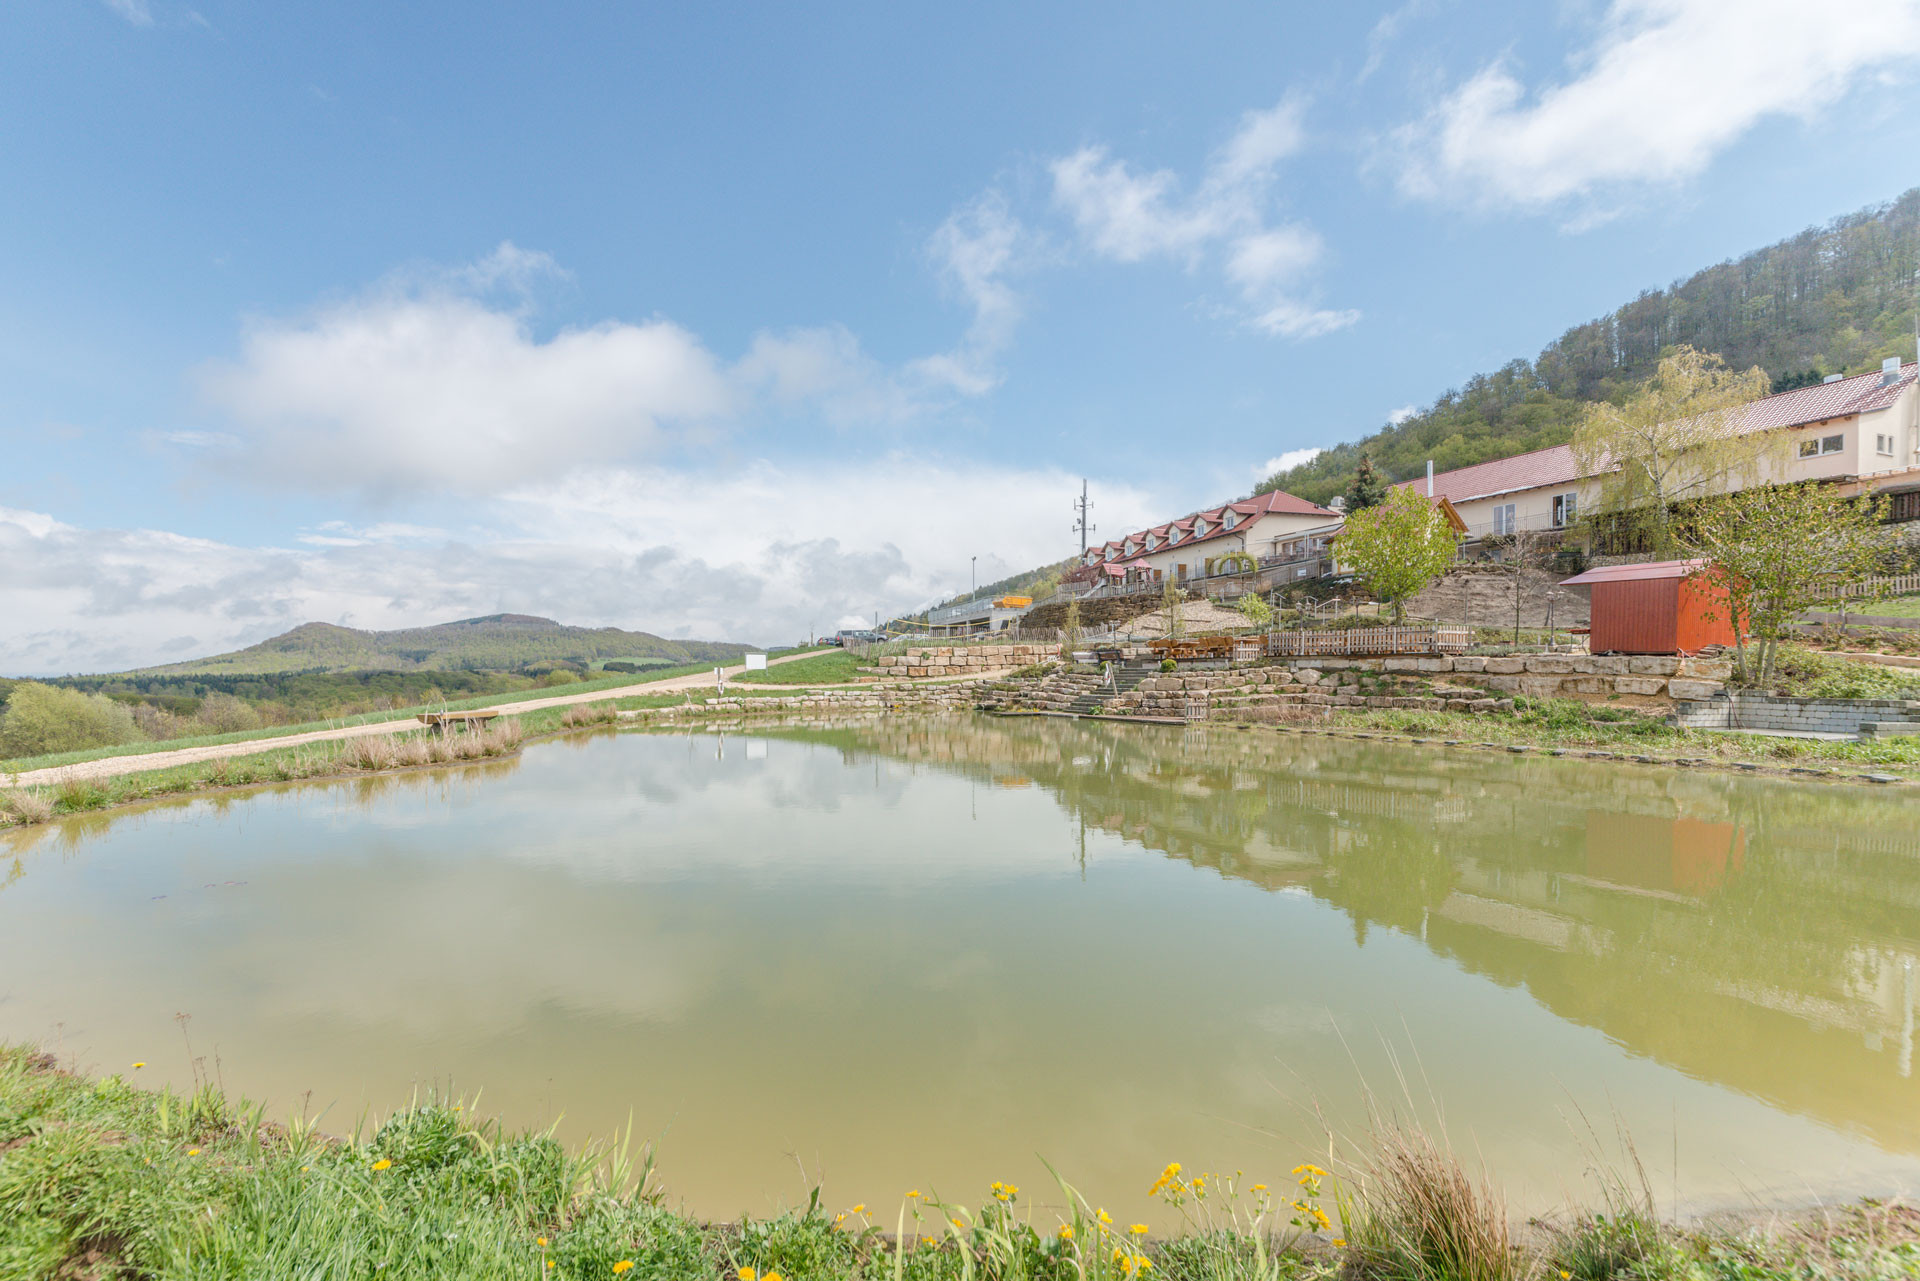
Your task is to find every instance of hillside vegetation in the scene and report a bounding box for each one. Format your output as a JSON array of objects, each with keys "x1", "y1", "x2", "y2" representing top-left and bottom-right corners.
[
  {"x1": 133, "y1": 614, "x2": 747, "y2": 677},
  {"x1": 1261, "y1": 187, "x2": 1920, "y2": 505}
]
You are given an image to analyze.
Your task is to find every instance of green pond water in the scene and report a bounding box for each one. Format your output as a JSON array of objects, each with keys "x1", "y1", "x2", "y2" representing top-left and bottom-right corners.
[{"x1": 3, "y1": 715, "x2": 1918, "y2": 1224}]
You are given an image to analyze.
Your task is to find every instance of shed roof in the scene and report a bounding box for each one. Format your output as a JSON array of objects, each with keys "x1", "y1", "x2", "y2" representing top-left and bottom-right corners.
[{"x1": 1559, "y1": 559, "x2": 1710, "y2": 586}]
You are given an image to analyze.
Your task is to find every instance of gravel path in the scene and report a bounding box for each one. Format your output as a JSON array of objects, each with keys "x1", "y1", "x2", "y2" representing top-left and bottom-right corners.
[{"x1": 10, "y1": 651, "x2": 849, "y2": 787}]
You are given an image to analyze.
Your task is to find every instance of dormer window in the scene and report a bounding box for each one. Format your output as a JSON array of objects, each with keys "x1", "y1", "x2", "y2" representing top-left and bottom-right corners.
[
  {"x1": 1193, "y1": 520, "x2": 1208, "y2": 538},
  {"x1": 1223, "y1": 511, "x2": 1238, "y2": 529},
  {"x1": 1146, "y1": 534, "x2": 1159, "y2": 551}
]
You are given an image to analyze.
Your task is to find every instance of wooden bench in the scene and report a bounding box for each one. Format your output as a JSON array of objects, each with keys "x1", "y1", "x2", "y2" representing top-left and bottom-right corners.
[{"x1": 416, "y1": 710, "x2": 502, "y2": 734}]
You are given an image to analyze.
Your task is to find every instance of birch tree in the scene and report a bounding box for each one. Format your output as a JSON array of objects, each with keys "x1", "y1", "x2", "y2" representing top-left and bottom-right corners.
[
  {"x1": 1335, "y1": 486, "x2": 1459, "y2": 623},
  {"x1": 1572, "y1": 346, "x2": 1774, "y2": 558},
  {"x1": 1689, "y1": 483, "x2": 1889, "y2": 684}
]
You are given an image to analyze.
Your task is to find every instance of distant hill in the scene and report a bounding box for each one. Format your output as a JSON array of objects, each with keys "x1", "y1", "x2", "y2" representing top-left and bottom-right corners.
[
  {"x1": 1260, "y1": 187, "x2": 1920, "y2": 505},
  {"x1": 133, "y1": 615, "x2": 750, "y2": 677}
]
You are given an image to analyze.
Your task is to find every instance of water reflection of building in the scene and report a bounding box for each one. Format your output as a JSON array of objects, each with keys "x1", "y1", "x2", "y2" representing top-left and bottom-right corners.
[{"x1": 773, "y1": 716, "x2": 1920, "y2": 1152}]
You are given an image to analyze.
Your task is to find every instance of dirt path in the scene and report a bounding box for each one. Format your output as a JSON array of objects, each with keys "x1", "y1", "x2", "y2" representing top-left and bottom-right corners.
[{"x1": 9, "y1": 650, "x2": 895, "y2": 787}]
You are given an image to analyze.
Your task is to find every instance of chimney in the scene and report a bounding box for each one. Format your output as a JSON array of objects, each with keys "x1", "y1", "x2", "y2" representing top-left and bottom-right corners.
[
  {"x1": 1884, "y1": 356, "x2": 1903, "y2": 386},
  {"x1": 1823, "y1": 373, "x2": 1844, "y2": 384},
  {"x1": 1426, "y1": 459, "x2": 1435, "y2": 498}
]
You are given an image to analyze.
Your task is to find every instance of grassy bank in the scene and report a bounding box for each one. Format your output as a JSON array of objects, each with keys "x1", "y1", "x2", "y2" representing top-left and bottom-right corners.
[
  {"x1": 0, "y1": 663, "x2": 723, "y2": 778},
  {"x1": 3, "y1": 1047, "x2": 1915, "y2": 1281},
  {"x1": 1305, "y1": 696, "x2": 1920, "y2": 779}
]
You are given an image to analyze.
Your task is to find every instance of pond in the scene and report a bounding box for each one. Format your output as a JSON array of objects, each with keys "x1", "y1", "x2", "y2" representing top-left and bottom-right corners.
[{"x1": 3, "y1": 716, "x2": 1918, "y2": 1224}]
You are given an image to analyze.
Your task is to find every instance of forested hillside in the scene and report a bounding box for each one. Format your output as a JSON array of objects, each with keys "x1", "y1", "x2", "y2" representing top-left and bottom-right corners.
[
  {"x1": 134, "y1": 614, "x2": 748, "y2": 677},
  {"x1": 1261, "y1": 187, "x2": 1920, "y2": 505}
]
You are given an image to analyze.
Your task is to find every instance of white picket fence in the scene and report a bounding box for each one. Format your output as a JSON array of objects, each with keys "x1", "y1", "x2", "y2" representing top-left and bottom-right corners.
[{"x1": 1830, "y1": 573, "x2": 1920, "y2": 600}]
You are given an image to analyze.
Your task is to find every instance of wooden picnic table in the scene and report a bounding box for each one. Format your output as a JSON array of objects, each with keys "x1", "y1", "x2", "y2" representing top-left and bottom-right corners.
[{"x1": 416, "y1": 710, "x2": 502, "y2": 733}]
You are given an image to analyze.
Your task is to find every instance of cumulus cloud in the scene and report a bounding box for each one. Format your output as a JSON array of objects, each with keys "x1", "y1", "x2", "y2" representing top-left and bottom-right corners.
[
  {"x1": 1049, "y1": 97, "x2": 1357, "y2": 338},
  {"x1": 194, "y1": 237, "x2": 1035, "y2": 497},
  {"x1": 1393, "y1": 0, "x2": 1920, "y2": 215},
  {"x1": 1256, "y1": 447, "x2": 1322, "y2": 482},
  {"x1": 1387, "y1": 405, "x2": 1418, "y2": 425},
  {"x1": 0, "y1": 461, "x2": 1161, "y2": 674}
]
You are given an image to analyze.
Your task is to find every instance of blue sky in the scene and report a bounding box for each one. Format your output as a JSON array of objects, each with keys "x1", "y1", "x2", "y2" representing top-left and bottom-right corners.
[{"x1": 5, "y1": 0, "x2": 1920, "y2": 671}]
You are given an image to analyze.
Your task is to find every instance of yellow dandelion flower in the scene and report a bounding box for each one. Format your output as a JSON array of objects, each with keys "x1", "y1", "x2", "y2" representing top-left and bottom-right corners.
[
  {"x1": 1058, "y1": 1225, "x2": 1075, "y2": 1240},
  {"x1": 765, "y1": 1271, "x2": 783, "y2": 1281},
  {"x1": 1112, "y1": 1247, "x2": 1126, "y2": 1263},
  {"x1": 1251, "y1": 1184, "x2": 1267, "y2": 1193},
  {"x1": 187, "y1": 1147, "x2": 201, "y2": 1156},
  {"x1": 300, "y1": 1166, "x2": 310, "y2": 1173},
  {"x1": 547, "y1": 1263, "x2": 555, "y2": 1270},
  {"x1": 371, "y1": 1158, "x2": 392, "y2": 1171},
  {"x1": 537, "y1": 1237, "x2": 548, "y2": 1247},
  {"x1": 614, "y1": 1263, "x2": 635, "y2": 1274},
  {"x1": 908, "y1": 1189, "x2": 921, "y2": 1198},
  {"x1": 1332, "y1": 1239, "x2": 1347, "y2": 1248},
  {"x1": 1290, "y1": 1164, "x2": 1328, "y2": 1178},
  {"x1": 738, "y1": 1268, "x2": 756, "y2": 1281},
  {"x1": 835, "y1": 1214, "x2": 846, "y2": 1224},
  {"x1": 1130, "y1": 1224, "x2": 1149, "y2": 1236},
  {"x1": 132, "y1": 1061, "x2": 146, "y2": 1069},
  {"x1": 1135, "y1": 1257, "x2": 1154, "y2": 1271},
  {"x1": 1559, "y1": 1273, "x2": 1571, "y2": 1280},
  {"x1": 853, "y1": 1204, "x2": 867, "y2": 1214},
  {"x1": 951, "y1": 1217, "x2": 965, "y2": 1230},
  {"x1": 1097, "y1": 1209, "x2": 1113, "y2": 1226}
]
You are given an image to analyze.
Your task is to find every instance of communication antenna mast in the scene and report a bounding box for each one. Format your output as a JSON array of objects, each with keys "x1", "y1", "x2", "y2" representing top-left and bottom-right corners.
[{"x1": 1072, "y1": 479, "x2": 1096, "y2": 554}]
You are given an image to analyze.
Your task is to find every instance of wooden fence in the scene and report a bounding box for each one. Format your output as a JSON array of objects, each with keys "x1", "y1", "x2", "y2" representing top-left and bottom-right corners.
[
  {"x1": 1830, "y1": 573, "x2": 1920, "y2": 600},
  {"x1": 1266, "y1": 626, "x2": 1472, "y2": 658}
]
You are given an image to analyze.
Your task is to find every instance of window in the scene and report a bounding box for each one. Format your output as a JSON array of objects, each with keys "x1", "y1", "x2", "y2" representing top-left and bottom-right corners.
[
  {"x1": 1491, "y1": 504, "x2": 1516, "y2": 536},
  {"x1": 1552, "y1": 493, "x2": 1578, "y2": 528},
  {"x1": 1799, "y1": 434, "x2": 1845, "y2": 458},
  {"x1": 1877, "y1": 433, "x2": 1896, "y2": 456},
  {"x1": 1223, "y1": 511, "x2": 1238, "y2": 529}
]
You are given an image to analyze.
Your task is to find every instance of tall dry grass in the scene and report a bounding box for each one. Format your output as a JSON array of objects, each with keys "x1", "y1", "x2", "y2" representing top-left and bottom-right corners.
[
  {"x1": 1338, "y1": 1126, "x2": 1523, "y2": 1281},
  {"x1": 561, "y1": 703, "x2": 620, "y2": 728},
  {"x1": 343, "y1": 722, "x2": 524, "y2": 772},
  {"x1": 0, "y1": 788, "x2": 55, "y2": 825}
]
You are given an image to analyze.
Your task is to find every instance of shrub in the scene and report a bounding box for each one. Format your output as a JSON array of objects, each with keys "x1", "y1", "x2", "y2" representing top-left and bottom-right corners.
[
  {"x1": 539, "y1": 670, "x2": 581, "y2": 687},
  {"x1": 562, "y1": 704, "x2": 619, "y2": 728},
  {"x1": 1161, "y1": 658, "x2": 1178, "y2": 672},
  {"x1": 192, "y1": 692, "x2": 263, "y2": 734},
  {"x1": 0, "y1": 683, "x2": 143, "y2": 758}
]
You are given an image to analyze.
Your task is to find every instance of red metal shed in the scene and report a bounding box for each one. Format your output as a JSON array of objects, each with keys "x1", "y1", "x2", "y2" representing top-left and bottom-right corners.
[{"x1": 1559, "y1": 559, "x2": 1737, "y2": 655}]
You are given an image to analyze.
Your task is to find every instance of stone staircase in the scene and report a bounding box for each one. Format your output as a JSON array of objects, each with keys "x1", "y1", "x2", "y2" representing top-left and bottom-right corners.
[{"x1": 1013, "y1": 664, "x2": 1155, "y2": 716}]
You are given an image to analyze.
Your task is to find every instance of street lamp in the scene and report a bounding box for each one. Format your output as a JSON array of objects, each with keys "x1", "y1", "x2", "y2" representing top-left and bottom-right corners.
[{"x1": 971, "y1": 555, "x2": 977, "y2": 597}]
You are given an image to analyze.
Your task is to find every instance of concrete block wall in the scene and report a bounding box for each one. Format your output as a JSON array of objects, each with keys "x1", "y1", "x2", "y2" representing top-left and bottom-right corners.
[{"x1": 1669, "y1": 692, "x2": 1920, "y2": 735}]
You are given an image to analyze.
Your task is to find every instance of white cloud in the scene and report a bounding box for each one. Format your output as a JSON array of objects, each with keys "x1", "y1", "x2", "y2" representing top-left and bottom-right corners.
[
  {"x1": 1394, "y1": 0, "x2": 1920, "y2": 214},
  {"x1": 1049, "y1": 97, "x2": 1356, "y2": 339},
  {"x1": 102, "y1": 0, "x2": 154, "y2": 25},
  {"x1": 0, "y1": 462, "x2": 1162, "y2": 674},
  {"x1": 198, "y1": 285, "x2": 733, "y2": 497},
  {"x1": 1388, "y1": 405, "x2": 1418, "y2": 426},
  {"x1": 908, "y1": 191, "x2": 1026, "y2": 395},
  {"x1": 195, "y1": 238, "x2": 1032, "y2": 498},
  {"x1": 1257, "y1": 447, "x2": 1322, "y2": 482}
]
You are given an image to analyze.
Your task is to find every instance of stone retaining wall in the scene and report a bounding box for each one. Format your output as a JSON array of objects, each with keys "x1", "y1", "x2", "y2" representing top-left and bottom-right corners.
[
  {"x1": 869, "y1": 644, "x2": 1054, "y2": 679},
  {"x1": 1279, "y1": 653, "x2": 1731, "y2": 702},
  {"x1": 1669, "y1": 692, "x2": 1920, "y2": 736}
]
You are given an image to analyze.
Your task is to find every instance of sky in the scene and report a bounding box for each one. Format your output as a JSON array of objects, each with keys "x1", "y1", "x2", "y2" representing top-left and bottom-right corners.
[{"x1": 5, "y1": 0, "x2": 1920, "y2": 673}]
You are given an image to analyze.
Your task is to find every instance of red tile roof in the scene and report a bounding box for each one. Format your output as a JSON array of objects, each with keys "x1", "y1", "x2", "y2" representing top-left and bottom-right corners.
[
  {"x1": 1396, "y1": 361, "x2": 1917, "y2": 504},
  {"x1": 1087, "y1": 489, "x2": 1339, "y2": 562},
  {"x1": 1392, "y1": 444, "x2": 1582, "y2": 505}
]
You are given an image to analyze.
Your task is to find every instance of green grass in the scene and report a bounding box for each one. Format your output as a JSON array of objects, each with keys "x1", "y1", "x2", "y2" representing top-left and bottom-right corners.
[
  {"x1": 1316, "y1": 699, "x2": 1920, "y2": 776},
  {"x1": 733, "y1": 651, "x2": 870, "y2": 685},
  {"x1": 1757, "y1": 646, "x2": 1920, "y2": 699},
  {"x1": 1824, "y1": 593, "x2": 1920, "y2": 619},
  {"x1": 4, "y1": 1046, "x2": 1915, "y2": 1281},
  {"x1": 1, "y1": 663, "x2": 722, "y2": 777}
]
